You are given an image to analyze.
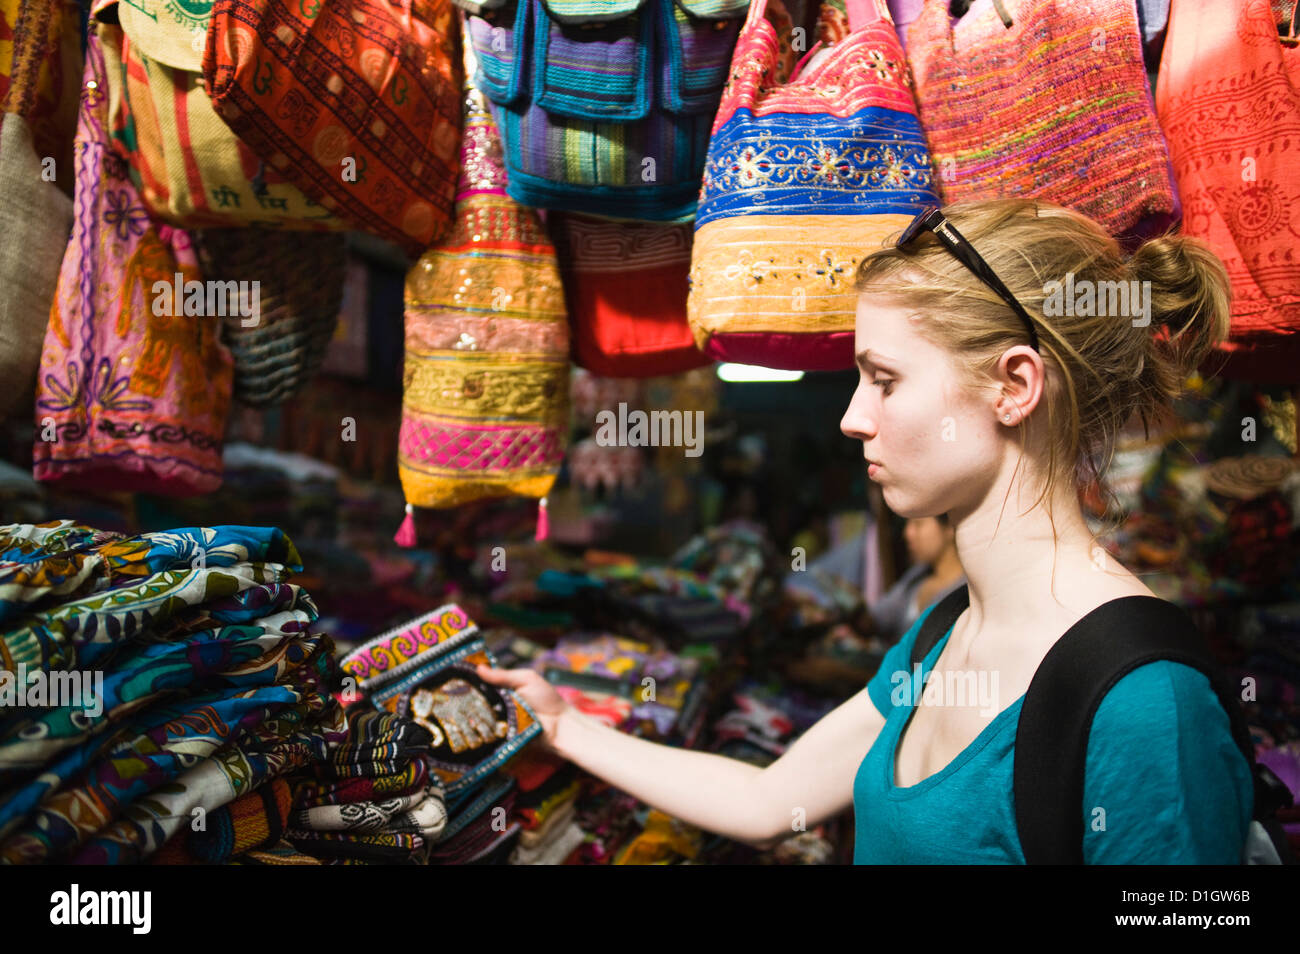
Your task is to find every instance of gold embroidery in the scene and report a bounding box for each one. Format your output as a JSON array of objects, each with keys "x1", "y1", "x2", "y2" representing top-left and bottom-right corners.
[{"x1": 403, "y1": 350, "x2": 570, "y2": 424}]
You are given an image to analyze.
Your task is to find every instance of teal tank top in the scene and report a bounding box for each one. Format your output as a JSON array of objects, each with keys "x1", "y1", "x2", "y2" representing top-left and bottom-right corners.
[{"x1": 853, "y1": 601, "x2": 1254, "y2": 864}]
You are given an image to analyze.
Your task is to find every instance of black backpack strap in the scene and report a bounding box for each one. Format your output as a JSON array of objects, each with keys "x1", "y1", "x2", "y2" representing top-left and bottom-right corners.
[
  {"x1": 908, "y1": 584, "x2": 970, "y2": 671},
  {"x1": 1014, "y1": 596, "x2": 1261, "y2": 865}
]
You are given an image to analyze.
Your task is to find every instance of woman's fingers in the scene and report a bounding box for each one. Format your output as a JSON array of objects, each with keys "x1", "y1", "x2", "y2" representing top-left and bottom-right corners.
[{"x1": 475, "y1": 663, "x2": 531, "y2": 688}]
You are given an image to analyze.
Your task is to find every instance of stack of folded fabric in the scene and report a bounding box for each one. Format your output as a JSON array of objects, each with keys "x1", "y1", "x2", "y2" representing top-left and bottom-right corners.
[
  {"x1": 508, "y1": 764, "x2": 585, "y2": 865},
  {"x1": 285, "y1": 710, "x2": 447, "y2": 864},
  {"x1": 0, "y1": 520, "x2": 347, "y2": 864},
  {"x1": 428, "y1": 773, "x2": 520, "y2": 865}
]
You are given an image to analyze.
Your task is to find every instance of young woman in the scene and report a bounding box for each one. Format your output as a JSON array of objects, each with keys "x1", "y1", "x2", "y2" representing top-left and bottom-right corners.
[{"x1": 477, "y1": 199, "x2": 1254, "y2": 864}]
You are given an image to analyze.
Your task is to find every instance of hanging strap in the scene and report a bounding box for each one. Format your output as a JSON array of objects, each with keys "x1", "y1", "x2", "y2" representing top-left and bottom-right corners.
[{"x1": 845, "y1": 0, "x2": 890, "y2": 31}]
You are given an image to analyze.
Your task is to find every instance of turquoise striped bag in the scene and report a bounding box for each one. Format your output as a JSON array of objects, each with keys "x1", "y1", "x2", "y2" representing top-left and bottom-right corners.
[{"x1": 457, "y1": 0, "x2": 750, "y2": 221}]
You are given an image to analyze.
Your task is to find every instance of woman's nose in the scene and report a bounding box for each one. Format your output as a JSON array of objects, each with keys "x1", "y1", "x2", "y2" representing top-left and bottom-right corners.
[{"x1": 840, "y1": 386, "x2": 876, "y2": 440}]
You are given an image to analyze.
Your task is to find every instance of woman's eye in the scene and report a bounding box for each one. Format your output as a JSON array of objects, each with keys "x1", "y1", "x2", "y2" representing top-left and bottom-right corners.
[{"x1": 873, "y1": 379, "x2": 894, "y2": 395}]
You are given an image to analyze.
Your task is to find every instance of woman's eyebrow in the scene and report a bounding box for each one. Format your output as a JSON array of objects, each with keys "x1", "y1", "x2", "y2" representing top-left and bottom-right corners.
[{"x1": 855, "y1": 349, "x2": 899, "y2": 371}]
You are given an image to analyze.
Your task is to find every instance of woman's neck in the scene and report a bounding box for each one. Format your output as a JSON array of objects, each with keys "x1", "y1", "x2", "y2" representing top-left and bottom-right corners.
[{"x1": 950, "y1": 482, "x2": 1109, "y2": 642}]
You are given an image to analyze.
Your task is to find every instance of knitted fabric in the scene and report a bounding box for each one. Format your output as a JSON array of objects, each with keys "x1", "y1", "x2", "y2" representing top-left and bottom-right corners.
[
  {"x1": 194, "y1": 229, "x2": 346, "y2": 407},
  {"x1": 904, "y1": 0, "x2": 1176, "y2": 237}
]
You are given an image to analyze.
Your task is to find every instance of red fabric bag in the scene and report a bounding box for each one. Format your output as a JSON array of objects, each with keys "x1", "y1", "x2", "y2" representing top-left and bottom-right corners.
[
  {"x1": 549, "y1": 213, "x2": 711, "y2": 378},
  {"x1": 202, "y1": 0, "x2": 463, "y2": 254},
  {"x1": 1156, "y1": 0, "x2": 1300, "y2": 384}
]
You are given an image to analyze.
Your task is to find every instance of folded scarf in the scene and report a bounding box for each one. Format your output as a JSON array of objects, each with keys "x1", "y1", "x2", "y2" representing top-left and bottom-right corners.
[{"x1": 510, "y1": 820, "x2": 586, "y2": 865}]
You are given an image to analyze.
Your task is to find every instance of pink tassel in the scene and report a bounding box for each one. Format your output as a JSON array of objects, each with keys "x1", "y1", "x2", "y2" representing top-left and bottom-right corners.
[
  {"x1": 534, "y1": 496, "x2": 549, "y2": 543},
  {"x1": 394, "y1": 503, "x2": 417, "y2": 548}
]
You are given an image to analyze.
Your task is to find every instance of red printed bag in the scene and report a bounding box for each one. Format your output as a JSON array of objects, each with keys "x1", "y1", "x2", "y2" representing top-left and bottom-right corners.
[{"x1": 202, "y1": 0, "x2": 463, "y2": 254}]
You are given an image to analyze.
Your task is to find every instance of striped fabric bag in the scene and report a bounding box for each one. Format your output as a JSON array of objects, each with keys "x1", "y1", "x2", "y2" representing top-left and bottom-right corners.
[
  {"x1": 905, "y1": 0, "x2": 1177, "y2": 237},
  {"x1": 102, "y1": 0, "x2": 344, "y2": 230},
  {"x1": 688, "y1": 0, "x2": 938, "y2": 370},
  {"x1": 460, "y1": 0, "x2": 750, "y2": 221},
  {"x1": 396, "y1": 40, "x2": 569, "y2": 540}
]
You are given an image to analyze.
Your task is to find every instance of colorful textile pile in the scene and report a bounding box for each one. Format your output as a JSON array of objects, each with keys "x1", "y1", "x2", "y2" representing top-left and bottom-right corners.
[
  {"x1": 285, "y1": 710, "x2": 448, "y2": 864},
  {"x1": 0, "y1": 521, "x2": 346, "y2": 864},
  {"x1": 428, "y1": 771, "x2": 520, "y2": 863}
]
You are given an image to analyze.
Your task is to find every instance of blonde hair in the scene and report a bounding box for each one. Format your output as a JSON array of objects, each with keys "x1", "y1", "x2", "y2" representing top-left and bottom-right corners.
[{"x1": 855, "y1": 198, "x2": 1231, "y2": 535}]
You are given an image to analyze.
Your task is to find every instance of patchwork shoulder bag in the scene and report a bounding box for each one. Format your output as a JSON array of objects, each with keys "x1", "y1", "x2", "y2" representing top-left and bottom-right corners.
[
  {"x1": 398, "y1": 37, "x2": 570, "y2": 529},
  {"x1": 203, "y1": 0, "x2": 464, "y2": 254},
  {"x1": 688, "y1": 0, "x2": 938, "y2": 371},
  {"x1": 460, "y1": 0, "x2": 750, "y2": 221}
]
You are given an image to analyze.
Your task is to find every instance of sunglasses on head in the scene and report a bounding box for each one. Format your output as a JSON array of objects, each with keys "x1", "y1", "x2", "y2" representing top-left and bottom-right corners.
[{"x1": 896, "y1": 206, "x2": 1041, "y2": 353}]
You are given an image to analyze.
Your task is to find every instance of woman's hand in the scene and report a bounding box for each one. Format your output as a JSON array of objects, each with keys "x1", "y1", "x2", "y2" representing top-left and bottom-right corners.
[{"x1": 475, "y1": 664, "x2": 570, "y2": 750}]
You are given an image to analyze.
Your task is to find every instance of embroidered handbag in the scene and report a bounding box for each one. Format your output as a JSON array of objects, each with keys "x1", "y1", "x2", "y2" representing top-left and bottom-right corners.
[
  {"x1": 687, "y1": 0, "x2": 939, "y2": 371},
  {"x1": 203, "y1": 0, "x2": 463, "y2": 254},
  {"x1": 460, "y1": 0, "x2": 750, "y2": 221},
  {"x1": 193, "y1": 228, "x2": 347, "y2": 407},
  {"x1": 551, "y1": 212, "x2": 712, "y2": 376},
  {"x1": 399, "y1": 40, "x2": 570, "y2": 516},
  {"x1": 103, "y1": 0, "x2": 344, "y2": 231},
  {"x1": 339, "y1": 605, "x2": 543, "y2": 798},
  {"x1": 32, "y1": 29, "x2": 234, "y2": 496},
  {"x1": 905, "y1": 0, "x2": 1177, "y2": 237},
  {"x1": 1156, "y1": 0, "x2": 1300, "y2": 373}
]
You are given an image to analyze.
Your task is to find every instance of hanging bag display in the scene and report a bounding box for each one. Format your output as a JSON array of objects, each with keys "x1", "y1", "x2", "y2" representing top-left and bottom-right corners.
[
  {"x1": 687, "y1": 0, "x2": 939, "y2": 371},
  {"x1": 397, "y1": 38, "x2": 570, "y2": 535},
  {"x1": 459, "y1": 0, "x2": 750, "y2": 221},
  {"x1": 551, "y1": 212, "x2": 711, "y2": 377},
  {"x1": 905, "y1": 0, "x2": 1177, "y2": 237},
  {"x1": 1156, "y1": 0, "x2": 1300, "y2": 375},
  {"x1": 33, "y1": 26, "x2": 233, "y2": 496},
  {"x1": 203, "y1": 0, "x2": 463, "y2": 254}
]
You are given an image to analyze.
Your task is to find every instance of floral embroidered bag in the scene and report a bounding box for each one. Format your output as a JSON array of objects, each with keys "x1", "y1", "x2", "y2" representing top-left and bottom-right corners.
[
  {"x1": 33, "y1": 29, "x2": 233, "y2": 496},
  {"x1": 687, "y1": 0, "x2": 938, "y2": 370}
]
